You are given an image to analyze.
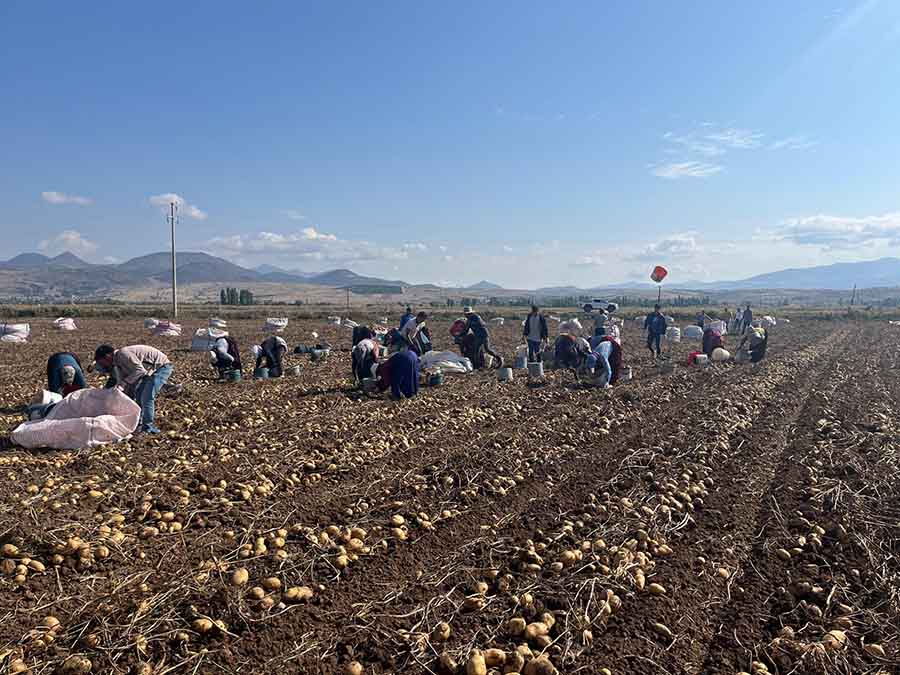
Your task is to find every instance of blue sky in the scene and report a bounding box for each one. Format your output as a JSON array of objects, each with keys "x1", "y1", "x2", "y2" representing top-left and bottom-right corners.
[{"x1": 3, "y1": 1, "x2": 900, "y2": 288}]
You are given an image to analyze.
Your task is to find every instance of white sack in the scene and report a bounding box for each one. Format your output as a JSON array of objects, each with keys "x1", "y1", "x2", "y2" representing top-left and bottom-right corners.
[
  {"x1": 558, "y1": 318, "x2": 583, "y2": 336},
  {"x1": 209, "y1": 317, "x2": 228, "y2": 329},
  {"x1": 53, "y1": 317, "x2": 77, "y2": 331},
  {"x1": 420, "y1": 351, "x2": 473, "y2": 374},
  {"x1": 0, "y1": 323, "x2": 30, "y2": 343},
  {"x1": 682, "y1": 325, "x2": 703, "y2": 340},
  {"x1": 265, "y1": 317, "x2": 288, "y2": 332},
  {"x1": 12, "y1": 388, "x2": 141, "y2": 450},
  {"x1": 153, "y1": 321, "x2": 182, "y2": 337},
  {"x1": 191, "y1": 327, "x2": 228, "y2": 352},
  {"x1": 342, "y1": 318, "x2": 359, "y2": 329},
  {"x1": 490, "y1": 317, "x2": 505, "y2": 325}
]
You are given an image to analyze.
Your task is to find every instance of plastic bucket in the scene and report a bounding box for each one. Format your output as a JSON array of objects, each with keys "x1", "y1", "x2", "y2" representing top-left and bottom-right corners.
[
  {"x1": 224, "y1": 369, "x2": 242, "y2": 382},
  {"x1": 514, "y1": 355, "x2": 527, "y2": 369},
  {"x1": 253, "y1": 367, "x2": 269, "y2": 379},
  {"x1": 497, "y1": 367, "x2": 514, "y2": 382},
  {"x1": 428, "y1": 372, "x2": 444, "y2": 386},
  {"x1": 527, "y1": 361, "x2": 545, "y2": 379},
  {"x1": 310, "y1": 349, "x2": 329, "y2": 363}
]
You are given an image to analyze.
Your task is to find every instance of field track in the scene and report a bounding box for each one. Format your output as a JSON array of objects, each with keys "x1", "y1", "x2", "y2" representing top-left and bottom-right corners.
[{"x1": 1, "y1": 317, "x2": 898, "y2": 674}]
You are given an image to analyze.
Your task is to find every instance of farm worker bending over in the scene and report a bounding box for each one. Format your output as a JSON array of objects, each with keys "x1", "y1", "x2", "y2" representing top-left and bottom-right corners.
[
  {"x1": 351, "y1": 329, "x2": 380, "y2": 383},
  {"x1": 377, "y1": 339, "x2": 419, "y2": 399},
  {"x1": 523, "y1": 305, "x2": 549, "y2": 362},
  {"x1": 46, "y1": 352, "x2": 87, "y2": 396},
  {"x1": 583, "y1": 336, "x2": 623, "y2": 388},
  {"x1": 256, "y1": 336, "x2": 287, "y2": 377},
  {"x1": 92, "y1": 344, "x2": 172, "y2": 434},
  {"x1": 554, "y1": 333, "x2": 590, "y2": 371},
  {"x1": 463, "y1": 307, "x2": 503, "y2": 369},
  {"x1": 738, "y1": 325, "x2": 768, "y2": 364},
  {"x1": 644, "y1": 305, "x2": 667, "y2": 358},
  {"x1": 211, "y1": 335, "x2": 242, "y2": 378},
  {"x1": 401, "y1": 311, "x2": 430, "y2": 354},
  {"x1": 702, "y1": 326, "x2": 724, "y2": 357}
]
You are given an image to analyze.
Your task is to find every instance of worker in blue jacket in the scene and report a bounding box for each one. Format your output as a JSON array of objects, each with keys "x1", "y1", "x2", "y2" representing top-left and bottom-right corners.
[
  {"x1": 388, "y1": 343, "x2": 419, "y2": 399},
  {"x1": 644, "y1": 305, "x2": 667, "y2": 358}
]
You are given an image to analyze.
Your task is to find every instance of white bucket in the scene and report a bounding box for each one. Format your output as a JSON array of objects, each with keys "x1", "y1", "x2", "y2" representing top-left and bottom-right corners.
[
  {"x1": 527, "y1": 361, "x2": 544, "y2": 379},
  {"x1": 497, "y1": 367, "x2": 514, "y2": 382}
]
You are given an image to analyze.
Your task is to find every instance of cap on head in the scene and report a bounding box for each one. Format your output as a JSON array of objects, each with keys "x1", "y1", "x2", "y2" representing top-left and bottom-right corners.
[{"x1": 463, "y1": 306, "x2": 473, "y2": 314}]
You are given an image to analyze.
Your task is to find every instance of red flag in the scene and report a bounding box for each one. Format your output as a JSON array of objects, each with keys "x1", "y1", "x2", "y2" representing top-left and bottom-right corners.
[{"x1": 650, "y1": 265, "x2": 668, "y2": 283}]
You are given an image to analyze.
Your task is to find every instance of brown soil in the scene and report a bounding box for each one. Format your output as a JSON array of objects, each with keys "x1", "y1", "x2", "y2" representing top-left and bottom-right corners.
[{"x1": 0, "y1": 316, "x2": 897, "y2": 675}]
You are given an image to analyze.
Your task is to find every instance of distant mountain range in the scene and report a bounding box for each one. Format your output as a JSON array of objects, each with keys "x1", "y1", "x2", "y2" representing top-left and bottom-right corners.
[
  {"x1": 466, "y1": 280, "x2": 503, "y2": 291},
  {"x1": 0, "y1": 251, "x2": 409, "y2": 299},
  {"x1": 2, "y1": 251, "x2": 899, "y2": 300}
]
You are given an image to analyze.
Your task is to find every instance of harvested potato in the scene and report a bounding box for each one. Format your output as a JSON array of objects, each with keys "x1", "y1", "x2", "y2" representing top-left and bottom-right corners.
[
  {"x1": 231, "y1": 568, "x2": 249, "y2": 587},
  {"x1": 466, "y1": 649, "x2": 487, "y2": 675}
]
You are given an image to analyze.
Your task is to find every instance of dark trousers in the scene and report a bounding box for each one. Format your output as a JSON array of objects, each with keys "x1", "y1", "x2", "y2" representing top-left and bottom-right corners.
[
  {"x1": 473, "y1": 335, "x2": 502, "y2": 368},
  {"x1": 646, "y1": 333, "x2": 662, "y2": 355},
  {"x1": 257, "y1": 346, "x2": 286, "y2": 377},
  {"x1": 527, "y1": 339, "x2": 542, "y2": 362}
]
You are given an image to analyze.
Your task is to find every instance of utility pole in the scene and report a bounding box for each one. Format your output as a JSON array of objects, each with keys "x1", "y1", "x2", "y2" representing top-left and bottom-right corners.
[
  {"x1": 850, "y1": 284, "x2": 857, "y2": 306},
  {"x1": 167, "y1": 201, "x2": 179, "y2": 318},
  {"x1": 346, "y1": 287, "x2": 350, "y2": 315}
]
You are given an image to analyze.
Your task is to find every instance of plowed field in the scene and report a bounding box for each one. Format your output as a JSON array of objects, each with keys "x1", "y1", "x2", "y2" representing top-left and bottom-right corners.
[{"x1": 1, "y1": 317, "x2": 898, "y2": 675}]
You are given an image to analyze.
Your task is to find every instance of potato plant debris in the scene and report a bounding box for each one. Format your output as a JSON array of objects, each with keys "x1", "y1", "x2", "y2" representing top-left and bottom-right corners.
[{"x1": 0, "y1": 317, "x2": 898, "y2": 674}]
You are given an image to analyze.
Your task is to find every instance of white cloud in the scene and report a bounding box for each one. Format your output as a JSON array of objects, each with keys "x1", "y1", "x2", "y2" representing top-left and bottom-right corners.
[
  {"x1": 767, "y1": 211, "x2": 900, "y2": 249},
  {"x1": 651, "y1": 161, "x2": 723, "y2": 179},
  {"x1": 403, "y1": 242, "x2": 428, "y2": 252},
  {"x1": 41, "y1": 191, "x2": 92, "y2": 206},
  {"x1": 704, "y1": 128, "x2": 764, "y2": 149},
  {"x1": 628, "y1": 231, "x2": 702, "y2": 261},
  {"x1": 207, "y1": 226, "x2": 407, "y2": 267},
  {"x1": 38, "y1": 229, "x2": 99, "y2": 257},
  {"x1": 502, "y1": 245, "x2": 514, "y2": 253},
  {"x1": 770, "y1": 135, "x2": 818, "y2": 151},
  {"x1": 148, "y1": 193, "x2": 208, "y2": 220},
  {"x1": 661, "y1": 131, "x2": 725, "y2": 157},
  {"x1": 280, "y1": 209, "x2": 306, "y2": 221}
]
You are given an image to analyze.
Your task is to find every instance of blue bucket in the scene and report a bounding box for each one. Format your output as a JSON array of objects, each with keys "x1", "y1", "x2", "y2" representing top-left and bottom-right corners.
[
  {"x1": 428, "y1": 372, "x2": 444, "y2": 386},
  {"x1": 224, "y1": 369, "x2": 242, "y2": 382},
  {"x1": 253, "y1": 367, "x2": 269, "y2": 379}
]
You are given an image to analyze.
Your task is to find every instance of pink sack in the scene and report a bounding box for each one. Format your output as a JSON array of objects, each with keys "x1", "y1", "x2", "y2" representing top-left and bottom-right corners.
[{"x1": 11, "y1": 388, "x2": 141, "y2": 450}]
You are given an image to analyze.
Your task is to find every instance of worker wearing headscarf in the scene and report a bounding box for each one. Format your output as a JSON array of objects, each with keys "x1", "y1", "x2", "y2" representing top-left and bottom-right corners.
[
  {"x1": 46, "y1": 352, "x2": 87, "y2": 396},
  {"x1": 255, "y1": 335, "x2": 288, "y2": 377}
]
